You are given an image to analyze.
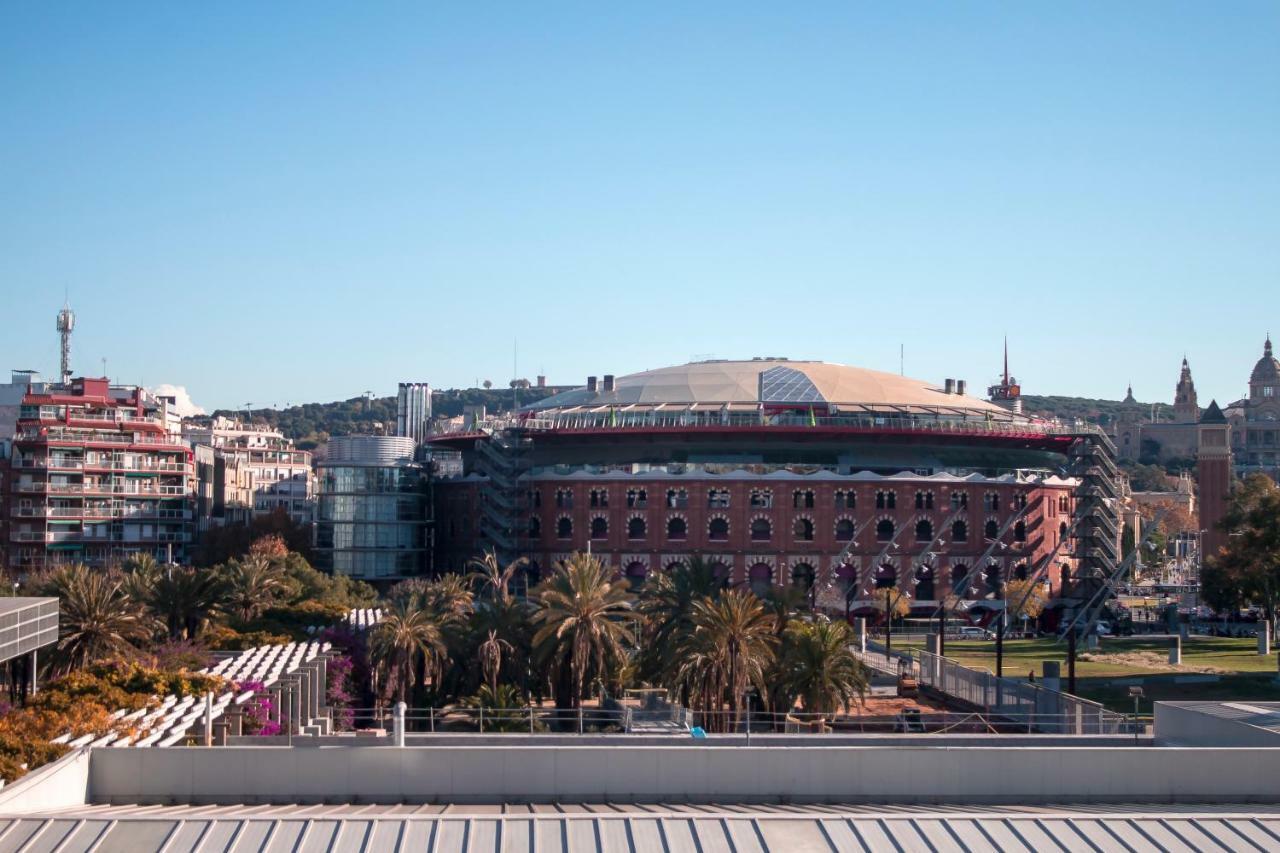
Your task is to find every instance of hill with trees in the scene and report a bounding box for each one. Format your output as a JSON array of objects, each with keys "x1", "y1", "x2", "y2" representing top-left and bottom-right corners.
[{"x1": 205, "y1": 386, "x2": 564, "y2": 448}]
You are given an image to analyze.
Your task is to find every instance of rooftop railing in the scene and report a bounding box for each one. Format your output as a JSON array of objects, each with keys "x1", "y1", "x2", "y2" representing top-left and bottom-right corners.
[{"x1": 435, "y1": 410, "x2": 1104, "y2": 440}]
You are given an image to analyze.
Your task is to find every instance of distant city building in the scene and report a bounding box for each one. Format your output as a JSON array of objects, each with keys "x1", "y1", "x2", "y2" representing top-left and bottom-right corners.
[
  {"x1": 396, "y1": 382, "x2": 432, "y2": 444},
  {"x1": 986, "y1": 339, "x2": 1021, "y2": 414},
  {"x1": 185, "y1": 416, "x2": 314, "y2": 528},
  {"x1": 7, "y1": 377, "x2": 194, "y2": 570},
  {"x1": 314, "y1": 435, "x2": 429, "y2": 581},
  {"x1": 1110, "y1": 358, "x2": 1201, "y2": 464},
  {"x1": 1225, "y1": 336, "x2": 1280, "y2": 479}
]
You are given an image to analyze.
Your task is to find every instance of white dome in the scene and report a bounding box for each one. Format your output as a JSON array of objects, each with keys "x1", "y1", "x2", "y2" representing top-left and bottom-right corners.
[{"x1": 529, "y1": 359, "x2": 1010, "y2": 416}]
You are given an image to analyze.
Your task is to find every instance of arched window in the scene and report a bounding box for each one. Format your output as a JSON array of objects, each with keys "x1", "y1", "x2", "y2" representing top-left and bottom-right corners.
[
  {"x1": 793, "y1": 490, "x2": 814, "y2": 509},
  {"x1": 792, "y1": 562, "x2": 815, "y2": 592},
  {"x1": 710, "y1": 561, "x2": 732, "y2": 588},
  {"x1": 915, "y1": 491, "x2": 933, "y2": 510},
  {"x1": 751, "y1": 517, "x2": 772, "y2": 541},
  {"x1": 835, "y1": 490, "x2": 855, "y2": 509},
  {"x1": 708, "y1": 517, "x2": 729, "y2": 541},
  {"x1": 1059, "y1": 521, "x2": 1068, "y2": 540},
  {"x1": 951, "y1": 564, "x2": 970, "y2": 595},
  {"x1": 793, "y1": 518, "x2": 814, "y2": 541},
  {"x1": 664, "y1": 559, "x2": 685, "y2": 573},
  {"x1": 951, "y1": 520, "x2": 968, "y2": 542},
  {"x1": 556, "y1": 489, "x2": 574, "y2": 509},
  {"x1": 590, "y1": 516, "x2": 608, "y2": 539},
  {"x1": 984, "y1": 563, "x2": 1002, "y2": 595},
  {"x1": 876, "y1": 518, "x2": 894, "y2": 542},
  {"x1": 556, "y1": 517, "x2": 573, "y2": 539},
  {"x1": 625, "y1": 561, "x2": 647, "y2": 589},
  {"x1": 626, "y1": 488, "x2": 648, "y2": 508},
  {"x1": 667, "y1": 516, "x2": 687, "y2": 540},
  {"x1": 874, "y1": 563, "x2": 897, "y2": 589},
  {"x1": 914, "y1": 567, "x2": 935, "y2": 601},
  {"x1": 1014, "y1": 521, "x2": 1027, "y2": 543},
  {"x1": 590, "y1": 489, "x2": 608, "y2": 508},
  {"x1": 749, "y1": 563, "x2": 772, "y2": 597},
  {"x1": 984, "y1": 519, "x2": 999, "y2": 540},
  {"x1": 835, "y1": 518, "x2": 856, "y2": 541},
  {"x1": 915, "y1": 519, "x2": 933, "y2": 542},
  {"x1": 835, "y1": 562, "x2": 857, "y2": 596},
  {"x1": 950, "y1": 491, "x2": 968, "y2": 510},
  {"x1": 627, "y1": 516, "x2": 646, "y2": 540},
  {"x1": 876, "y1": 490, "x2": 896, "y2": 509},
  {"x1": 528, "y1": 516, "x2": 541, "y2": 539}
]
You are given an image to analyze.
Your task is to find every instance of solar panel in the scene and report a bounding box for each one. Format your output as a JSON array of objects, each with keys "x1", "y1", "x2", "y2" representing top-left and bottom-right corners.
[{"x1": 759, "y1": 367, "x2": 825, "y2": 404}]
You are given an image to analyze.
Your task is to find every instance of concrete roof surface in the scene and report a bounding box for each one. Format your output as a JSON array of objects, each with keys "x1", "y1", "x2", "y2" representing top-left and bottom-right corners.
[{"x1": 2, "y1": 803, "x2": 1278, "y2": 852}]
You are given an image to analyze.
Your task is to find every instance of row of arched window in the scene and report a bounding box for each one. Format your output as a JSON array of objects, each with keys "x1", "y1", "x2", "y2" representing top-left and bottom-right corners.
[
  {"x1": 530, "y1": 514, "x2": 1030, "y2": 543},
  {"x1": 531, "y1": 487, "x2": 1034, "y2": 513}
]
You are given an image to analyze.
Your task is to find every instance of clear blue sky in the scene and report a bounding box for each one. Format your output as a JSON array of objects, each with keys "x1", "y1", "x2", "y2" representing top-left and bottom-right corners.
[{"x1": 2, "y1": 3, "x2": 1276, "y2": 412}]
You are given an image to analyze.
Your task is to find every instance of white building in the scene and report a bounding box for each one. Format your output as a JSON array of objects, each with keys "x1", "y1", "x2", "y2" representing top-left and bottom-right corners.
[
  {"x1": 396, "y1": 382, "x2": 432, "y2": 444},
  {"x1": 185, "y1": 417, "x2": 314, "y2": 526}
]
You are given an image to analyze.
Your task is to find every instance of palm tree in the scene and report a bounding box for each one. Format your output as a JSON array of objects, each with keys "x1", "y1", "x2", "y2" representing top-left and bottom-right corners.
[
  {"x1": 478, "y1": 629, "x2": 514, "y2": 695},
  {"x1": 637, "y1": 557, "x2": 721, "y2": 692},
  {"x1": 681, "y1": 589, "x2": 778, "y2": 729},
  {"x1": 421, "y1": 574, "x2": 474, "y2": 624},
  {"x1": 149, "y1": 566, "x2": 225, "y2": 640},
  {"x1": 780, "y1": 620, "x2": 868, "y2": 717},
  {"x1": 220, "y1": 557, "x2": 288, "y2": 622},
  {"x1": 531, "y1": 553, "x2": 635, "y2": 708},
  {"x1": 469, "y1": 550, "x2": 527, "y2": 604},
  {"x1": 50, "y1": 564, "x2": 153, "y2": 672},
  {"x1": 368, "y1": 599, "x2": 447, "y2": 704},
  {"x1": 120, "y1": 555, "x2": 161, "y2": 610}
]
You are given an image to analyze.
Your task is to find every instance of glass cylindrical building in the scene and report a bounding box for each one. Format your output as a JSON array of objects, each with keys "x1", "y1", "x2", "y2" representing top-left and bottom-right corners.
[{"x1": 314, "y1": 435, "x2": 428, "y2": 580}]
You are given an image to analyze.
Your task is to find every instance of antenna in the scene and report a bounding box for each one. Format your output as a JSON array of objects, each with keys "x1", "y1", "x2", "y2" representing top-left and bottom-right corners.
[
  {"x1": 513, "y1": 338, "x2": 519, "y2": 411},
  {"x1": 56, "y1": 301, "x2": 75, "y2": 385},
  {"x1": 899, "y1": 344, "x2": 904, "y2": 376},
  {"x1": 1003, "y1": 336, "x2": 1010, "y2": 385}
]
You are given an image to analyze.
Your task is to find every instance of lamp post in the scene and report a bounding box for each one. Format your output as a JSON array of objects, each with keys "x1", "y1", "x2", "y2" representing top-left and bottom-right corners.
[{"x1": 996, "y1": 581, "x2": 1006, "y2": 679}]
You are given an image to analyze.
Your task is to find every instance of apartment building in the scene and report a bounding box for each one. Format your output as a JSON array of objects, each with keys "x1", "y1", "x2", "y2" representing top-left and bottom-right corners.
[
  {"x1": 185, "y1": 417, "x2": 314, "y2": 527},
  {"x1": 7, "y1": 377, "x2": 194, "y2": 569}
]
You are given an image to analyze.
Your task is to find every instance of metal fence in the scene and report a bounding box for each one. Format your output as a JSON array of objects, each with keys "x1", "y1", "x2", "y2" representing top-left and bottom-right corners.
[
  {"x1": 914, "y1": 650, "x2": 1127, "y2": 734},
  {"x1": 331, "y1": 705, "x2": 1130, "y2": 738}
]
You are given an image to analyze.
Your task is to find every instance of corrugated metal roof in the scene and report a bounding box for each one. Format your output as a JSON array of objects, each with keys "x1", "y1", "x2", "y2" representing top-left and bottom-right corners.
[{"x1": 0, "y1": 805, "x2": 1276, "y2": 852}]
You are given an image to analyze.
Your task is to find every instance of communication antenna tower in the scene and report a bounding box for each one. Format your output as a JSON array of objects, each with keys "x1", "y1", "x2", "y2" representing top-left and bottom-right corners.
[{"x1": 56, "y1": 301, "x2": 75, "y2": 385}]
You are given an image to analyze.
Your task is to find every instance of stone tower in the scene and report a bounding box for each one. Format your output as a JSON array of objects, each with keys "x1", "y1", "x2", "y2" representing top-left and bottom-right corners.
[
  {"x1": 1173, "y1": 357, "x2": 1198, "y2": 423},
  {"x1": 1197, "y1": 400, "x2": 1232, "y2": 563}
]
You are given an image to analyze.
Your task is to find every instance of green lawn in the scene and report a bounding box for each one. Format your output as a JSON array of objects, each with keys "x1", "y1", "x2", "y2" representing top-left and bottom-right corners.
[
  {"x1": 893, "y1": 636, "x2": 1279, "y2": 679},
  {"x1": 1078, "y1": 674, "x2": 1280, "y2": 714}
]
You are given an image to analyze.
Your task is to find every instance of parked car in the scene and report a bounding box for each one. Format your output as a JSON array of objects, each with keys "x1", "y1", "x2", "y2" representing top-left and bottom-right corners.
[
  {"x1": 1095, "y1": 621, "x2": 1114, "y2": 637},
  {"x1": 956, "y1": 626, "x2": 994, "y2": 640}
]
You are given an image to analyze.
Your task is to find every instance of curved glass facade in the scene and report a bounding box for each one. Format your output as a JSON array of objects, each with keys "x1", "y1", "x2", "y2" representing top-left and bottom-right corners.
[{"x1": 314, "y1": 444, "x2": 427, "y2": 580}]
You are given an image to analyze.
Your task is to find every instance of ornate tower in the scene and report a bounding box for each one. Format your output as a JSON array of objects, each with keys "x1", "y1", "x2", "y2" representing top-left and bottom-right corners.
[
  {"x1": 56, "y1": 301, "x2": 75, "y2": 386},
  {"x1": 1249, "y1": 335, "x2": 1279, "y2": 403},
  {"x1": 1173, "y1": 357, "x2": 1198, "y2": 423},
  {"x1": 1197, "y1": 400, "x2": 1232, "y2": 563}
]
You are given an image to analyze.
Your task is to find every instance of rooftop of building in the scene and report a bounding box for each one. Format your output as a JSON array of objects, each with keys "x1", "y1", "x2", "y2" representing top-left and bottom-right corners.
[{"x1": 525, "y1": 359, "x2": 1018, "y2": 418}]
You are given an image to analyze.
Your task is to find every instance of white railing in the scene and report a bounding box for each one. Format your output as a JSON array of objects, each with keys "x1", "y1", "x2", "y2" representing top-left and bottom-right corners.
[{"x1": 915, "y1": 650, "x2": 1126, "y2": 734}]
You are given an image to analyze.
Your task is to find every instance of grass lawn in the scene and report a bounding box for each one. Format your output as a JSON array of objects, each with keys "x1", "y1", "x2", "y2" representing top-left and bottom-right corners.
[
  {"x1": 894, "y1": 636, "x2": 1279, "y2": 679},
  {"x1": 1077, "y1": 674, "x2": 1280, "y2": 714}
]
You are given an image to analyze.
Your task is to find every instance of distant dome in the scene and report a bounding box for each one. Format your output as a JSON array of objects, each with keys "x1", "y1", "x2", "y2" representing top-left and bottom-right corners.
[
  {"x1": 526, "y1": 359, "x2": 1013, "y2": 417},
  {"x1": 1251, "y1": 337, "x2": 1279, "y2": 384}
]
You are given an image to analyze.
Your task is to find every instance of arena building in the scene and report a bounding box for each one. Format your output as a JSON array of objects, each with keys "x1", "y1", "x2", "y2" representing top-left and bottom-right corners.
[{"x1": 430, "y1": 359, "x2": 1119, "y2": 619}]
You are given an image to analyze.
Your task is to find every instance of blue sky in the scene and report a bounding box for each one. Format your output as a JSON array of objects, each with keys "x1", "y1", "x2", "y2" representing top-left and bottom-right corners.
[{"x1": 2, "y1": 3, "x2": 1276, "y2": 412}]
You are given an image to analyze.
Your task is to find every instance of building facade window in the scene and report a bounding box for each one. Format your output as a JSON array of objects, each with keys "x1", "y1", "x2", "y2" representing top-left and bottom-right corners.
[
  {"x1": 556, "y1": 516, "x2": 573, "y2": 539},
  {"x1": 915, "y1": 519, "x2": 933, "y2": 542},
  {"x1": 667, "y1": 516, "x2": 687, "y2": 540},
  {"x1": 835, "y1": 517, "x2": 856, "y2": 541},
  {"x1": 626, "y1": 488, "x2": 648, "y2": 508},
  {"x1": 876, "y1": 518, "x2": 894, "y2": 541},
  {"x1": 876, "y1": 490, "x2": 896, "y2": 509},
  {"x1": 793, "y1": 490, "x2": 815, "y2": 509},
  {"x1": 793, "y1": 517, "x2": 814, "y2": 541},
  {"x1": 951, "y1": 520, "x2": 968, "y2": 542},
  {"x1": 749, "y1": 489, "x2": 772, "y2": 509},
  {"x1": 835, "y1": 490, "x2": 855, "y2": 509},
  {"x1": 915, "y1": 491, "x2": 934, "y2": 510},
  {"x1": 750, "y1": 517, "x2": 772, "y2": 541},
  {"x1": 707, "y1": 488, "x2": 731, "y2": 508},
  {"x1": 589, "y1": 489, "x2": 609, "y2": 508},
  {"x1": 627, "y1": 516, "x2": 646, "y2": 540},
  {"x1": 950, "y1": 491, "x2": 968, "y2": 510},
  {"x1": 666, "y1": 489, "x2": 688, "y2": 509},
  {"x1": 708, "y1": 516, "x2": 730, "y2": 541}
]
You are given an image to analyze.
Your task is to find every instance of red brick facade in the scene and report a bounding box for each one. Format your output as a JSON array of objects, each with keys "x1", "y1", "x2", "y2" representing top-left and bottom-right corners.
[{"x1": 436, "y1": 475, "x2": 1076, "y2": 602}]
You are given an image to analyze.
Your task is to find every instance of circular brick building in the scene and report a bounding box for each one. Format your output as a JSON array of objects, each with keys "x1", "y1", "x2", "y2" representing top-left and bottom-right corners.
[{"x1": 431, "y1": 359, "x2": 1113, "y2": 618}]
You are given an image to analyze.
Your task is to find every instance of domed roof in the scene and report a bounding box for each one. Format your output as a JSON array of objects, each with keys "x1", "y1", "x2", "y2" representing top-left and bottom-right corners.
[
  {"x1": 527, "y1": 359, "x2": 1014, "y2": 416},
  {"x1": 1252, "y1": 337, "x2": 1279, "y2": 384}
]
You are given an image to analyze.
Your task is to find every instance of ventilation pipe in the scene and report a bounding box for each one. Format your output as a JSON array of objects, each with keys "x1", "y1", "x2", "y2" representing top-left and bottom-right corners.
[
  {"x1": 944, "y1": 379, "x2": 956, "y2": 395},
  {"x1": 603, "y1": 374, "x2": 615, "y2": 392},
  {"x1": 587, "y1": 376, "x2": 598, "y2": 392},
  {"x1": 956, "y1": 379, "x2": 967, "y2": 396}
]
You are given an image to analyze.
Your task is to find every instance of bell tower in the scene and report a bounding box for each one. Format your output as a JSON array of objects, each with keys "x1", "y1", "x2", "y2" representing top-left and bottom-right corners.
[{"x1": 1173, "y1": 357, "x2": 1198, "y2": 423}]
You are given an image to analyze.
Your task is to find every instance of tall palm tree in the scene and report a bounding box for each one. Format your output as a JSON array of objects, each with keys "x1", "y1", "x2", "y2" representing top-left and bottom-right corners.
[
  {"x1": 421, "y1": 574, "x2": 474, "y2": 625},
  {"x1": 149, "y1": 566, "x2": 225, "y2": 640},
  {"x1": 531, "y1": 553, "x2": 635, "y2": 708},
  {"x1": 681, "y1": 589, "x2": 778, "y2": 728},
  {"x1": 50, "y1": 564, "x2": 152, "y2": 672},
  {"x1": 780, "y1": 620, "x2": 868, "y2": 717},
  {"x1": 220, "y1": 557, "x2": 288, "y2": 622},
  {"x1": 368, "y1": 599, "x2": 447, "y2": 704},
  {"x1": 120, "y1": 554, "x2": 161, "y2": 610},
  {"x1": 469, "y1": 550, "x2": 527, "y2": 604},
  {"x1": 637, "y1": 557, "x2": 721, "y2": 691}
]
